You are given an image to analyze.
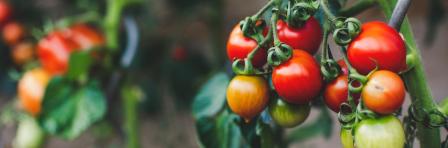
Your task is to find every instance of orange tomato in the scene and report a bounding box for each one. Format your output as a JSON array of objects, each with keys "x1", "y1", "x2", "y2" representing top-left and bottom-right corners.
[
  {"x1": 226, "y1": 75, "x2": 269, "y2": 122},
  {"x1": 362, "y1": 70, "x2": 405, "y2": 114},
  {"x1": 18, "y1": 68, "x2": 51, "y2": 116},
  {"x1": 11, "y1": 41, "x2": 34, "y2": 65},
  {"x1": 3, "y1": 22, "x2": 25, "y2": 45},
  {"x1": 64, "y1": 24, "x2": 104, "y2": 49}
]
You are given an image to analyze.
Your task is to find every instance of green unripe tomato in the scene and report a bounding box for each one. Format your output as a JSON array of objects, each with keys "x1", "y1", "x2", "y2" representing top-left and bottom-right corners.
[
  {"x1": 13, "y1": 117, "x2": 45, "y2": 148},
  {"x1": 354, "y1": 115, "x2": 405, "y2": 148},
  {"x1": 340, "y1": 128, "x2": 354, "y2": 148},
  {"x1": 268, "y1": 98, "x2": 310, "y2": 128}
]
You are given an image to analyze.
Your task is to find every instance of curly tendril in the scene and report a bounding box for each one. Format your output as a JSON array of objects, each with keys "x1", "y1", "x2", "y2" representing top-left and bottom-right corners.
[
  {"x1": 231, "y1": 58, "x2": 255, "y2": 75},
  {"x1": 321, "y1": 59, "x2": 341, "y2": 82},
  {"x1": 267, "y1": 43, "x2": 293, "y2": 66},
  {"x1": 239, "y1": 17, "x2": 266, "y2": 42},
  {"x1": 332, "y1": 17, "x2": 362, "y2": 46},
  {"x1": 407, "y1": 103, "x2": 448, "y2": 128}
]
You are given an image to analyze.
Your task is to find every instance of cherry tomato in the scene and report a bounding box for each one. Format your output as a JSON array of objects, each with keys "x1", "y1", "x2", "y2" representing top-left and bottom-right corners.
[
  {"x1": 64, "y1": 24, "x2": 104, "y2": 49},
  {"x1": 11, "y1": 41, "x2": 34, "y2": 65},
  {"x1": 324, "y1": 75, "x2": 349, "y2": 112},
  {"x1": 362, "y1": 70, "x2": 405, "y2": 114},
  {"x1": 340, "y1": 128, "x2": 354, "y2": 148},
  {"x1": 347, "y1": 21, "x2": 406, "y2": 74},
  {"x1": 226, "y1": 24, "x2": 267, "y2": 67},
  {"x1": 268, "y1": 98, "x2": 310, "y2": 128},
  {"x1": 227, "y1": 75, "x2": 269, "y2": 122},
  {"x1": 2, "y1": 22, "x2": 25, "y2": 45},
  {"x1": 37, "y1": 31, "x2": 80, "y2": 75},
  {"x1": 272, "y1": 49, "x2": 322, "y2": 104},
  {"x1": 13, "y1": 117, "x2": 44, "y2": 148},
  {"x1": 0, "y1": 1, "x2": 11, "y2": 24},
  {"x1": 338, "y1": 59, "x2": 348, "y2": 75},
  {"x1": 276, "y1": 17, "x2": 322, "y2": 55},
  {"x1": 18, "y1": 68, "x2": 51, "y2": 116},
  {"x1": 354, "y1": 116, "x2": 405, "y2": 148}
]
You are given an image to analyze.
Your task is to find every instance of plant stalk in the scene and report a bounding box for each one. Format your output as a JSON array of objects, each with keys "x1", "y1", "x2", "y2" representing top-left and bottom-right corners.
[{"x1": 377, "y1": 0, "x2": 441, "y2": 147}]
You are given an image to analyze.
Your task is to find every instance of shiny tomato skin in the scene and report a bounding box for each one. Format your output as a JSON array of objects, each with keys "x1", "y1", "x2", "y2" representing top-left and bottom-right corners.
[
  {"x1": 354, "y1": 115, "x2": 405, "y2": 148},
  {"x1": 227, "y1": 75, "x2": 269, "y2": 122},
  {"x1": 272, "y1": 49, "x2": 322, "y2": 104},
  {"x1": 37, "y1": 32, "x2": 80, "y2": 75},
  {"x1": 347, "y1": 21, "x2": 406, "y2": 74},
  {"x1": 276, "y1": 17, "x2": 322, "y2": 55},
  {"x1": 226, "y1": 24, "x2": 267, "y2": 67},
  {"x1": 18, "y1": 68, "x2": 51, "y2": 116},
  {"x1": 362, "y1": 70, "x2": 405, "y2": 114},
  {"x1": 64, "y1": 24, "x2": 104, "y2": 49},
  {"x1": 338, "y1": 60, "x2": 349, "y2": 75},
  {"x1": 324, "y1": 75, "x2": 349, "y2": 112},
  {"x1": 3, "y1": 22, "x2": 25, "y2": 45},
  {"x1": 0, "y1": 1, "x2": 11, "y2": 24}
]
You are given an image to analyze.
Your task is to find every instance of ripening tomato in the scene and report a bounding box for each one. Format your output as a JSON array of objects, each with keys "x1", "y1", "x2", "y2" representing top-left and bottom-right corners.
[
  {"x1": 11, "y1": 41, "x2": 34, "y2": 65},
  {"x1": 338, "y1": 60, "x2": 348, "y2": 75},
  {"x1": 64, "y1": 24, "x2": 104, "y2": 49},
  {"x1": 276, "y1": 17, "x2": 322, "y2": 55},
  {"x1": 362, "y1": 70, "x2": 405, "y2": 114},
  {"x1": 18, "y1": 68, "x2": 51, "y2": 116},
  {"x1": 268, "y1": 98, "x2": 310, "y2": 128},
  {"x1": 13, "y1": 116, "x2": 45, "y2": 148},
  {"x1": 354, "y1": 116, "x2": 405, "y2": 148},
  {"x1": 227, "y1": 75, "x2": 269, "y2": 122},
  {"x1": 0, "y1": 1, "x2": 11, "y2": 24},
  {"x1": 226, "y1": 24, "x2": 267, "y2": 67},
  {"x1": 37, "y1": 31, "x2": 80, "y2": 75},
  {"x1": 347, "y1": 21, "x2": 406, "y2": 74},
  {"x1": 272, "y1": 49, "x2": 322, "y2": 104},
  {"x1": 3, "y1": 22, "x2": 25, "y2": 45}
]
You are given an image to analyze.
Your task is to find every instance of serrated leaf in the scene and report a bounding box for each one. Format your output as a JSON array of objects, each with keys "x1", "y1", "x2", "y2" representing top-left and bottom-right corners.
[
  {"x1": 38, "y1": 78, "x2": 106, "y2": 139},
  {"x1": 67, "y1": 51, "x2": 92, "y2": 80},
  {"x1": 192, "y1": 72, "x2": 229, "y2": 119}
]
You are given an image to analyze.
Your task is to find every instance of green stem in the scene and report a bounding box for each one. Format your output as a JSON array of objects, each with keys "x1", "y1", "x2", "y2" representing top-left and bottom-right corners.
[
  {"x1": 247, "y1": 28, "x2": 273, "y2": 60},
  {"x1": 271, "y1": 13, "x2": 281, "y2": 45},
  {"x1": 104, "y1": 0, "x2": 136, "y2": 51},
  {"x1": 252, "y1": 0, "x2": 275, "y2": 19},
  {"x1": 122, "y1": 85, "x2": 140, "y2": 148},
  {"x1": 338, "y1": 0, "x2": 376, "y2": 17},
  {"x1": 377, "y1": 0, "x2": 441, "y2": 147},
  {"x1": 320, "y1": 0, "x2": 336, "y2": 20}
]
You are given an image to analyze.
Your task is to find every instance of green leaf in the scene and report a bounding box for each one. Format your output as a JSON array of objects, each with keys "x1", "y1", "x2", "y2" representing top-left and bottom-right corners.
[
  {"x1": 67, "y1": 51, "x2": 92, "y2": 80},
  {"x1": 38, "y1": 78, "x2": 106, "y2": 139},
  {"x1": 195, "y1": 110, "x2": 246, "y2": 148},
  {"x1": 192, "y1": 72, "x2": 229, "y2": 119},
  {"x1": 286, "y1": 107, "x2": 333, "y2": 143}
]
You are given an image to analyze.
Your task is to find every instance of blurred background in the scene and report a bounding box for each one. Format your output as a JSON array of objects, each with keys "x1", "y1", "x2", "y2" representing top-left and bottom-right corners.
[{"x1": 0, "y1": 0, "x2": 447, "y2": 147}]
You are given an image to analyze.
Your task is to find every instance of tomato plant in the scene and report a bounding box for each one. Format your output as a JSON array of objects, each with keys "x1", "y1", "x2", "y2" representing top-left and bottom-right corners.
[
  {"x1": 277, "y1": 17, "x2": 322, "y2": 55},
  {"x1": 268, "y1": 98, "x2": 310, "y2": 128},
  {"x1": 362, "y1": 70, "x2": 405, "y2": 114},
  {"x1": 11, "y1": 41, "x2": 34, "y2": 65},
  {"x1": 226, "y1": 75, "x2": 269, "y2": 122},
  {"x1": 226, "y1": 24, "x2": 267, "y2": 67},
  {"x1": 347, "y1": 21, "x2": 406, "y2": 74},
  {"x1": 272, "y1": 49, "x2": 322, "y2": 104}
]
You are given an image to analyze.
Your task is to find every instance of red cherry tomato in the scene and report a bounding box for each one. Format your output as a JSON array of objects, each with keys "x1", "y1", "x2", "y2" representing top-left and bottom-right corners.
[
  {"x1": 324, "y1": 75, "x2": 349, "y2": 112},
  {"x1": 362, "y1": 70, "x2": 405, "y2": 114},
  {"x1": 3, "y1": 22, "x2": 25, "y2": 45},
  {"x1": 64, "y1": 24, "x2": 104, "y2": 49},
  {"x1": 226, "y1": 24, "x2": 266, "y2": 67},
  {"x1": 338, "y1": 60, "x2": 348, "y2": 75},
  {"x1": 37, "y1": 31, "x2": 80, "y2": 75},
  {"x1": 277, "y1": 17, "x2": 323, "y2": 55},
  {"x1": 272, "y1": 49, "x2": 322, "y2": 104},
  {"x1": 0, "y1": 1, "x2": 11, "y2": 24},
  {"x1": 347, "y1": 21, "x2": 406, "y2": 74}
]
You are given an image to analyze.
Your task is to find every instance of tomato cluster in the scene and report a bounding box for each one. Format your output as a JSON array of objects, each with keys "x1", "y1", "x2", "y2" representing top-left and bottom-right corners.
[
  {"x1": 17, "y1": 23, "x2": 104, "y2": 116},
  {"x1": 226, "y1": 15, "x2": 323, "y2": 127}
]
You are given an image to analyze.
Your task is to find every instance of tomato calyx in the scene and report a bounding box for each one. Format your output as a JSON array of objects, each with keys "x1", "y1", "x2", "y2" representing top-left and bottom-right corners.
[
  {"x1": 267, "y1": 43, "x2": 292, "y2": 67},
  {"x1": 285, "y1": 0, "x2": 319, "y2": 28},
  {"x1": 331, "y1": 17, "x2": 361, "y2": 46}
]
